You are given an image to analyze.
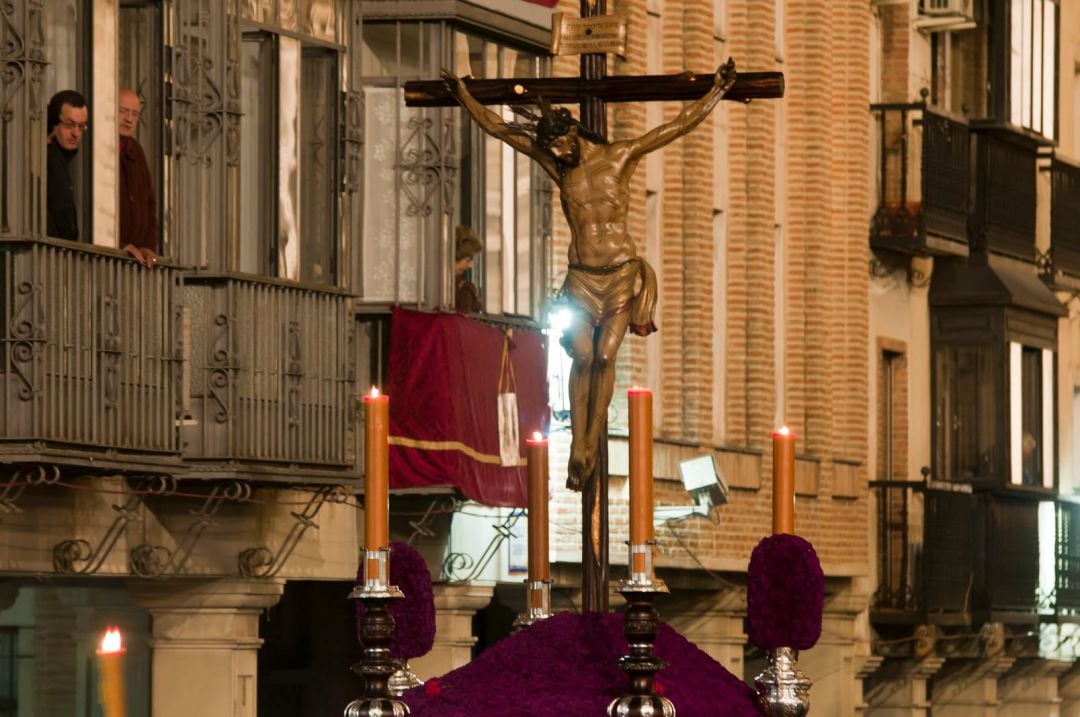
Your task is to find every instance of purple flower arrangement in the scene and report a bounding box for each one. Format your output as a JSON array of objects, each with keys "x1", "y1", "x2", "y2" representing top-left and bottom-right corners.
[
  {"x1": 401, "y1": 611, "x2": 760, "y2": 716},
  {"x1": 746, "y1": 533, "x2": 824, "y2": 650},
  {"x1": 355, "y1": 541, "x2": 436, "y2": 660}
]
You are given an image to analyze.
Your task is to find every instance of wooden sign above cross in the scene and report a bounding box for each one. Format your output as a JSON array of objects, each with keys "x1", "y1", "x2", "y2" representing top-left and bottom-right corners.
[{"x1": 403, "y1": 2, "x2": 784, "y2": 615}]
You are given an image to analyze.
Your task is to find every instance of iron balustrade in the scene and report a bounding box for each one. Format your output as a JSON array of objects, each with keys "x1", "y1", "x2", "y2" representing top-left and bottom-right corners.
[
  {"x1": 181, "y1": 275, "x2": 357, "y2": 471},
  {"x1": 869, "y1": 481, "x2": 1078, "y2": 622},
  {"x1": 869, "y1": 480, "x2": 922, "y2": 613},
  {"x1": 1058, "y1": 498, "x2": 1080, "y2": 614},
  {"x1": 1050, "y1": 156, "x2": 1080, "y2": 276},
  {"x1": 870, "y1": 104, "x2": 969, "y2": 252},
  {"x1": 0, "y1": 239, "x2": 180, "y2": 458},
  {"x1": 972, "y1": 128, "x2": 1038, "y2": 259}
]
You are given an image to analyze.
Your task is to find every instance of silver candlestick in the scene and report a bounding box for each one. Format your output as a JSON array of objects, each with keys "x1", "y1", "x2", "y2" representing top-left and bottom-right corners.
[
  {"x1": 753, "y1": 647, "x2": 811, "y2": 717},
  {"x1": 344, "y1": 547, "x2": 410, "y2": 717}
]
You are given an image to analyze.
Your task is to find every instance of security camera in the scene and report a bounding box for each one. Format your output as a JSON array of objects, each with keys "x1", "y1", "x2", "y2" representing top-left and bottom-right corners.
[{"x1": 653, "y1": 455, "x2": 729, "y2": 526}]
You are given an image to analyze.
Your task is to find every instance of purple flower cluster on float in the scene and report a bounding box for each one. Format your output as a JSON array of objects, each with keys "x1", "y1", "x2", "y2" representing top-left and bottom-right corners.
[
  {"x1": 355, "y1": 541, "x2": 436, "y2": 660},
  {"x1": 746, "y1": 533, "x2": 825, "y2": 651}
]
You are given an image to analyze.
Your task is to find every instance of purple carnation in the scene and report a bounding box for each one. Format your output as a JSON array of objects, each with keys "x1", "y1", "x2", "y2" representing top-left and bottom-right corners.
[
  {"x1": 401, "y1": 611, "x2": 759, "y2": 716},
  {"x1": 355, "y1": 541, "x2": 436, "y2": 660},
  {"x1": 746, "y1": 534, "x2": 824, "y2": 650}
]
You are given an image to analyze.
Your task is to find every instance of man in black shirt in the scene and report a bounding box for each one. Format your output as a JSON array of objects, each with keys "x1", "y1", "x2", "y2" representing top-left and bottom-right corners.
[{"x1": 46, "y1": 90, "x2": 88, "y2": 240}]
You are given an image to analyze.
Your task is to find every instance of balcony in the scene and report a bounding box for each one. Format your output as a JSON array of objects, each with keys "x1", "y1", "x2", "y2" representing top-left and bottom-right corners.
[
  {"x1": 0, "y1": 239, "x2": 181, "y2": 473},
  {"x1": 179, "y1": 274, "x2": 358, "y2": 482},
  {"x1": 870, "y1": 104, "x2": 969, "y2": 256},
  {"x1": 871, "y1": 481, "x2": 1079, "y2": 627},
  {"x1": 1047, "y1": 156, "x2": 1080, "y2": 279},
  {"x1": 971, "y1": 127, "x2": 1039, "y2": 260}
]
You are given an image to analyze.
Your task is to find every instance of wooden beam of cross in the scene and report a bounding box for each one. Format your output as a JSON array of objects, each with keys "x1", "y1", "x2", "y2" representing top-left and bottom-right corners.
[{"x1": 407, "y1": 3, "x2": 783, "y2": 615}]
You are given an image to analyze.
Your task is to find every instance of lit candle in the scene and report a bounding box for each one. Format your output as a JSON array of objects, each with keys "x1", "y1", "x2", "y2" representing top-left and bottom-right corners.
[
  {"x1": 628, "y1": 387, "x2": 654, "y2": 575},
  {"x1": 364, "y1": 387, "x2": 390, "y2": 577},
  {"x1": 97, "y1": 626, "x2": 126, "y2": 717},
  {"x1": 772, "y1": 425, "x2": 796, "y2": 534},
  {"x1": 526, "y1": 432, "x2": 550, "y2": 592}
]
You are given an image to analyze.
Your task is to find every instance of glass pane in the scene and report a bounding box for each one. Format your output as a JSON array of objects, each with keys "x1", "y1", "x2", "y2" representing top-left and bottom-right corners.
[
  {"x1": 239, "y1": 0, "x2": 277, "y2": 23},
  {"x1": 240, "y1": 33, "x2": 278, "y2": 275},
  {"x1": 362, "y1": 23, "x2": 397, "y2": 76},
  {"x1": 1021, "y1": 346, "x2": 1042, "y2": 486},
  {"x1": 280, "y1": 0, "x2": 298, "y2": 30},
  {"x1": 936, "y1": 345, "x2": 998, "y2": 481},
  {"x1": 1041, "y1": 0, "x2": 1055, "y2": 139},
  {"x1": 302, "y1": 0, "x2": 338, "y2": 42},
  {"x1": 515, "y1": 148, "x2": 531, "y2": 314},
  {"x1": 300, "y1": 49, "x2": 338, "y2": 285},
  {"x1": 1021, "y1": 0, "x2": 1033, "y2": 128},
  {"x1": 279, "y1": 36, "x2": 302, "y2": 280},
  {"x1": 362, "y1": 87, "x2": 419, "y2": 302},
  {"x1": 483, "y1": 130, "x2": 504, "y2": 314},
  {"x1": 119, "y1": 4, "x2": 163, "y2": 253},
  {"x1": 1031, "y1": 0, "x2": 1043, "y2": 133},
  {"x1": 1010, "y1": 0, "x2": 1024, "y2": 126}
]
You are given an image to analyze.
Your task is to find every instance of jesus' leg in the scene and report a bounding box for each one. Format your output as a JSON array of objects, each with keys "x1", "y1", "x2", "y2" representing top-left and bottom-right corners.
[
  {"x1": 580, "y1": 311, "x2": 631, "y2": 479},
  {"x1": 565, "y1": 320, "x2": 597, "y2": 490}
]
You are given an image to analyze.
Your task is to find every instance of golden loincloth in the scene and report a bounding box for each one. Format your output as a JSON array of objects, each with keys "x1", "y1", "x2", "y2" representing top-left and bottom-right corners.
[{"x1": 559, "y1": 257, "x2": 658, "y2": 337}]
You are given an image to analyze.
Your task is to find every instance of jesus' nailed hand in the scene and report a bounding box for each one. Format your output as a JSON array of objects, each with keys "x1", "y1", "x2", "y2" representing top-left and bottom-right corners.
[{"x1": 443, "y1": 58, "x2": 738, "y2": 491}]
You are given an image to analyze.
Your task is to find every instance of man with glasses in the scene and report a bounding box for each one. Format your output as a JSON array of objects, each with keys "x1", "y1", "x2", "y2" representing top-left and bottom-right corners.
[
  {"x1": 46, "y1": 90, "x2": 88, "y2": 241},
  {"x1": 118, "y1": 88, "x2": 158, "y2": 266}
]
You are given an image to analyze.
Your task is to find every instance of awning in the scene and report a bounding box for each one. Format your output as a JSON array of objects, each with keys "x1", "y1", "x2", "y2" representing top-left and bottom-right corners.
[{"x1": 388, "y1": 307, "x2": 550, "y2": 508}]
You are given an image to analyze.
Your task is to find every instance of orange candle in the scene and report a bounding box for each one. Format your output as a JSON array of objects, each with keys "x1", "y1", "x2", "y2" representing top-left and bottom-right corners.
[
  {"x1": 526, "y1": 432, "x2": 550, "y2": 589},
  {"x1": 364, "y1": 387, "x2": 390, "y2": 567},
  {"x1": 772, "y1": 425, "x2": 796, "y2": 534},
  {"x1": 97, "y1": 627, "x2": 126, "y2": 717},
  {"x1": 628, "y1": 387, "x2": 654, "y2": 574}
]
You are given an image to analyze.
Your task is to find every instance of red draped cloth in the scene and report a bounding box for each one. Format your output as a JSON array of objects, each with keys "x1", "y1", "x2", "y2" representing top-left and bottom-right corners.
[{"x1": 387, "y1": 307, "x2": 550, "y2": 508}]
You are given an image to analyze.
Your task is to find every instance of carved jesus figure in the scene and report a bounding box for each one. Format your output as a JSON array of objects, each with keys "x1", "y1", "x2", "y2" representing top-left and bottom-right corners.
[{"x1": 444, "y1": 59, "x2": 738, "y2": 490}]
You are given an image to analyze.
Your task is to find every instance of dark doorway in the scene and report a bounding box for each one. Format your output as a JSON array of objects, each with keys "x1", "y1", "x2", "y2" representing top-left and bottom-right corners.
[{"x1": 258, "y1": 580, "x2": 361, "y2": 716}]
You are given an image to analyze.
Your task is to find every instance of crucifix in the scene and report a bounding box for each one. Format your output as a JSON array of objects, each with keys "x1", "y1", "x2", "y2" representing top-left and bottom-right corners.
[{"x1": 405, "y1": 2, "x2": 783, "y2": 613}]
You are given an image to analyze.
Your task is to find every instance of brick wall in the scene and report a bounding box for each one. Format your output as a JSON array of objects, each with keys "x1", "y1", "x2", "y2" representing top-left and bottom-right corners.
[{"x1": 548, "y1": 0, "x2": 870, "y2": 577}]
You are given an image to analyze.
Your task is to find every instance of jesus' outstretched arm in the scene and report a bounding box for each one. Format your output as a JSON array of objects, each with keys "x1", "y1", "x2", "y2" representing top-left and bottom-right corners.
[
  {"x1": 442, "y1": 70, "x2": 560, "y2": 180},
  {"x1": 625, "y1": 58, "x2": 738, "y2": 161}
]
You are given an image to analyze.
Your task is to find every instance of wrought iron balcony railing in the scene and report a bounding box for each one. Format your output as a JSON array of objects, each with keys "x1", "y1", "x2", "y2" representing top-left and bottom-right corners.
[
  {"x1": 870, "y1": 103, "x2": 969, "y2": 255},
  {"x1": 1049, "y1": 156, "x2": 1080, "y2": 277},
  {"x1": 870, "y1": 481, "x2": 1080, "y2": 624},
  {"x1": 0, "y1": 239, "x2": 181, "y2": 469},
  {"x1": 180, "y1": 274, "x2": 358, "y2": 478},
  {"x1": 1058, "y1": 497, "x2": 1080, "y2": 614},
  {"x1": 971, "y1": 127, "x2": 1039, "y2": 259}
]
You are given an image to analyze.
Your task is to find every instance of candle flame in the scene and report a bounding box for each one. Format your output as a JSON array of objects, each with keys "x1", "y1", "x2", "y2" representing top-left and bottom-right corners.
[
  {"x1": 532, "y1": 431, "x2": 544, "y2": 442},
  {"x1": 98, "y1": 627, "x2": 124, "y2": 654},
  {"x1": 369, "y1": 386, "x2": 380, "y2": 398},
  {"x1": 628, "y1": 385, "x2": 652, "y2": 394},
  {"x1": 777, "y1": 425, "x2": 791, "y2": 436}
]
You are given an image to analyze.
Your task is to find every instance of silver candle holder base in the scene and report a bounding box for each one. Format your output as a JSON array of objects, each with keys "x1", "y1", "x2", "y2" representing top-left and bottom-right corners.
[
  {"x1": 607, "y1": 541, "x2": 674, "y2": 717},
  {"x1": 344, "y1": 548, "x2": 410, "y2": 717},
  {"x1": 512, "y1": 578, "x2": 553, "y2": 631},
  {"x1": 753, "y1": 647, "x2": 811, "y2": 717}
]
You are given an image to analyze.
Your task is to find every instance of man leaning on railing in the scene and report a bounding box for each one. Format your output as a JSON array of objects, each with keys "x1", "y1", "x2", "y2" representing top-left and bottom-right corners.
[{"x1": 118, "y1": 87, "x2": 159, "y2": 267}]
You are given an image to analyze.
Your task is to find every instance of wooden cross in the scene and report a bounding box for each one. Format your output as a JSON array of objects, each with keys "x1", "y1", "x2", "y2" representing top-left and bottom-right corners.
[{"x1": 404, "y1": 2, "x2": 783, "y2": 613}]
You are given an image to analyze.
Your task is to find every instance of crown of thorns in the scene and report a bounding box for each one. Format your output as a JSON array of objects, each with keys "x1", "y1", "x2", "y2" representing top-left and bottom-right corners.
[{"x1": 508, "y1": 98, "x2": 606, "y2": 145}]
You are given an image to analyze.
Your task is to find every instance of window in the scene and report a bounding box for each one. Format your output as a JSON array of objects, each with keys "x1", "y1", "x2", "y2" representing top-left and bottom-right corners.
[
  {"x1": 456, "y1": 31, "x2": 543, "y2": 317},
  {"x1": 358, "y1": 22, "x2": 549, "y2": 315},
  {"x1": 1010, "y1": 342, "x2": 1054, "y2": 487},
  {"x1": 236, "y1": 19, "x2": 342, "y2": 283},
  {"x1": 119, "y1": 1, "x2": 164, "y2": 252},
  {"x1": 43, "y1": 0, "x2": 92, "y2": 242},
  {"x1": 934, "y1": 344, "x2": 999, "y2": 481},
  {"x1": 880, "y1": 347, "x2": 908, "y2": 481},
  {"x1": 1008, "y1": 0, "x2": 1056, "y2": 138},
  {"x1": 300, "y1": 48, "x2": 339, "y2": 285},
  {"x1": 239, "y1": 31, "x2": 279, "y2": 275}
]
